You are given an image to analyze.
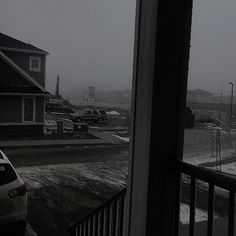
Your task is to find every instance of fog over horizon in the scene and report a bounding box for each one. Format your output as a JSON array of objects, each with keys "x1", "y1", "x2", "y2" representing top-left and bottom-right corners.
[
  {"x1": 1, "y1": 0, "x2": 236, "y2": 96},
  {"x1": 188, "y1": 0, "x2": 236, "y2": 96}
]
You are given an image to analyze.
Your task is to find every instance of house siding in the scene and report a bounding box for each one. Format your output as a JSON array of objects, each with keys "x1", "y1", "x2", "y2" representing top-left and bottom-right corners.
[
  {"x1": 0, "y1": 95, "x2": 45, "y2": 136},
  {"x1": 0, "y1": 96, "x2": 22, "y2": 122},
  {"x1": 3, "y1": 51, "x2": 46, "y2": 87},
  {"x1": 0, "y1": 124, "x2": 44, "y2": 136},
  {"x1": 36, "y1": 97, "x2": 45, "y2": 122}
]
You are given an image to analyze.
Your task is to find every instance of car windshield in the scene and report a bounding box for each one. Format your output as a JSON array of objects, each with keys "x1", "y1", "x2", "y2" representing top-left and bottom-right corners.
[{"x1": 0, "y1": 164, "x2": 17, "y2": 186}]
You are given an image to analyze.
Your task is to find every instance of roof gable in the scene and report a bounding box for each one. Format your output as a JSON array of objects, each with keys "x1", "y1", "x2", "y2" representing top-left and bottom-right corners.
[
  {"x1": 0, "y1": 32, "x2": 48, "y2": 55},
  {"x1": 0, "y1": 51, "x2": 50, "y2": 95}
]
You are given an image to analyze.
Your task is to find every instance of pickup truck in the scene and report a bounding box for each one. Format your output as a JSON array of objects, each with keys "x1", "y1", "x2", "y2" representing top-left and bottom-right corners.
[{"x1": 70, "y1": 109, "x2": 107, "y2": 123}]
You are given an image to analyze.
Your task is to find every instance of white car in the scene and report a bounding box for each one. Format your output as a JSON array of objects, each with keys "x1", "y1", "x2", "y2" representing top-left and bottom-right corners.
[{"x1": 0, "y1": 150, "x2": 27, "y2": 235}]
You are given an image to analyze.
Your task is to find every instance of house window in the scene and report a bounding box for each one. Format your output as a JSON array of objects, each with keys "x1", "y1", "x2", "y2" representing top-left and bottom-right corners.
[
  {"x1": 23, "y1": 97, "x2": 35, "y2": 122},
  {"x1": 29, "y1": 56, "x2": 41, "y2": 72}
]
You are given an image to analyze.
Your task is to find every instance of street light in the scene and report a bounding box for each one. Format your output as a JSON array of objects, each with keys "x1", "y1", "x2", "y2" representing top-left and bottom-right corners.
[{"x1": 229, "y1": 82, "x2": 234, "y2": 129}]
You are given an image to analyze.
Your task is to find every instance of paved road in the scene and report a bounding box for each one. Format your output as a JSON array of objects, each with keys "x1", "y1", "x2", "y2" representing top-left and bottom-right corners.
[
  {"x1": 3, "y1": 145, "x2": 129, "y2": 236},
  {"x1": 3, "y1": 145, "x2": 129, "y2": 168}
]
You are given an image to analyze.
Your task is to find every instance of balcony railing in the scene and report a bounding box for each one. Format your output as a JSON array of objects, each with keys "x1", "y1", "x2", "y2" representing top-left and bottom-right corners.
[
  {"x1": 68, "y1": 188, "x2": 127, "y2": 236},
  {"x1": 176, "y1": 160, "x2": 236, "y2": 236},
  {"x1": 68, "y1": 160, "x2": 236, "y2": 236}
]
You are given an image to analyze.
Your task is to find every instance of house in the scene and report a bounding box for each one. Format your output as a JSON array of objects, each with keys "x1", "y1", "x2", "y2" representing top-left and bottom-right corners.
[{"x1": 0, "y1": 32, "x2": 50, "y2": 135}]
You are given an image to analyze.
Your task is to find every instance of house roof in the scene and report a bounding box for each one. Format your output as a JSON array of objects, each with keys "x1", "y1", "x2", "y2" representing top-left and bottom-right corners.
[
  {"x1": 0, "y1": 51, "x2": 50, "y2": 95},
  {"x1": 0, "y1": 32, "x2": 48, "y2": 55}
]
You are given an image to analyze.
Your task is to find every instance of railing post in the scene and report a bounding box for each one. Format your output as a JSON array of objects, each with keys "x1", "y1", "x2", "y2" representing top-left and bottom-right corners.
[
  {"x1": 207, "y1": 183, "x2": 214, "y2": 236},
  {"x1": 189, "y1": 177, "x2": 196, "y2": 236},
  {"x1": 88, "y1": 218, "x2": 91, "y2": 236},
  {"x1": 98, "y1": 211, "x2": 103, "y2": 236},
  {"x1": 228, "y1": 192, "x2": 235, "y2": 236}
]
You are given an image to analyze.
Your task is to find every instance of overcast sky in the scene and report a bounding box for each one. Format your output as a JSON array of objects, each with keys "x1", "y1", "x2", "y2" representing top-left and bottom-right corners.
[
  {"x1": 188, "y1": 0, "x2": 236, "y2": 95},
  {"x1": 1, "y1": 0, "x2": 236, "y2": 95},
  {"x1": 0, "y1": 0, "x2": 136, "y2": 95}
]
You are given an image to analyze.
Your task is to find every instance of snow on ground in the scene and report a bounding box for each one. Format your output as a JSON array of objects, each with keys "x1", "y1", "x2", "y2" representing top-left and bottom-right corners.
[
  {"x1": 16, "y1": 159, "x2": 128, "y2": 236},
  {"x1": 16, "y1": 160, "x2": 128, "y2": 192},
  {"x1": 106, "y1": 111, "x2": 120, "y2": 115},
  {"x1": 14, "y1": 128, "x2": 236, "y2": 234},
  {"x1": 110, "y1": 134, "x2": 129, "y2": 143},
  {"x1": 208, "y1": 162, "x2": 236, "y2": 176},
  {"x1": 184, "y1": 150, "x2": 234, "y2": 166},
  {"x1": 180, "y1": 203, "x2": 209, "y2": 224},
  {"x1": 183, "y1": 128, "x2": 236, "y2": 166},
  {"x1": 25, "y1": 224, "x2": 37, "y2": 236}
]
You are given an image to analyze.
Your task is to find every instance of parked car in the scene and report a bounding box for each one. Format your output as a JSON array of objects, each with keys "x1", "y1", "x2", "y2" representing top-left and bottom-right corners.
[
  {"x1": 45, "y1": 102, "x2": 74, "y2": 114},
  {"x1": 70, "y1": 109, "x2": 107, "y2": 123},
  {"x1": 96, "y1": 109, "x2": 108, "y2": 120},
  {"x1": 0, "y1": 150, "x2": 27, "y2": 235}
]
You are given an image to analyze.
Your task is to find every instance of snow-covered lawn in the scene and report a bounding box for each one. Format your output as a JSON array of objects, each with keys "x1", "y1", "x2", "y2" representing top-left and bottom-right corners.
[
  {"x1": 184, "y1": 128, "x2": 236, "y2": 167},
  {"x1": 16, "y1": 160, "x2": 128, "y2": 192},
  {"x1": 180, "y1": 203, "x2": 209, "y2": 224}
]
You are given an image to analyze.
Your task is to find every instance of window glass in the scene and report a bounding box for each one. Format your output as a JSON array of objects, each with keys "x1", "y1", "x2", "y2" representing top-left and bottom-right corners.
[
  {"x1": 181, "y1": 0, "x2": 236, "y2": 234},
  {"x1": 29, "y1": 57, "x2": 41, "y2": 72},
  {"x1": 31, "y1": 59, "x2": 39, "y2": 68},
  {"x1": 0, "y1": 0, "x2": 135, "y2": 234},
  {"x1": 0, "y1": 164, "x2": 17, "y2": 186},
  {"x1": 183, "y1": 0, "x2": 236, "y2": 174}
]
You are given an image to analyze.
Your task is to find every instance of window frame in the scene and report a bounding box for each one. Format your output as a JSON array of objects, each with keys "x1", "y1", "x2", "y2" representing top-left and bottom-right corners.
[
  {"x1": 22, "y1": 97, "x2": 36, "y2": 123},
  {"x1": 125, "y1": 0, "x2": 194, "y2": 235},
  {"x1": 29, "y1": 56, "x2": 41, "y2": 72}
]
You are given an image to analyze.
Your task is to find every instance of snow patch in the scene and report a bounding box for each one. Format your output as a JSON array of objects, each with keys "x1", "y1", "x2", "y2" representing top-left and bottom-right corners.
[
  {"x1": 180, "y1": 203, "x2": 209, "y2": 224},
  {"x1": 25, "y1": 223, "x2": 37, "y2": 236},
  {"x1": 16, "y1": 161, "x2": 128, "y2": 191},
  {"x1": 107, "y1": 111, "x2": 120, "y2": 116},
  {"x1": 110, "y1": 134, "x2": 129, "y2": 142}
]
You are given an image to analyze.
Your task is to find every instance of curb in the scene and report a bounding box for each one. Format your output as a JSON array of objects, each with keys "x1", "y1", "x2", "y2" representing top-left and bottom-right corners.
[{"x1": 0, "y1": 139, "x2": 127, "y2": 149}]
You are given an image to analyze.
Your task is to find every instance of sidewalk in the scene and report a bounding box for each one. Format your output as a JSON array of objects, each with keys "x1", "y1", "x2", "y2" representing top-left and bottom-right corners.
[{"x1": 90, "y1": 130, "x2": 128, "y2": 144}]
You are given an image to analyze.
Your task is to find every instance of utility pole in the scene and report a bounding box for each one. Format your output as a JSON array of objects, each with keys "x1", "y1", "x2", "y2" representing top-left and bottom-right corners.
[
  {"x1": 55, "y1": 74, "x2": 60, "y2": 97},
  {"x1": 229, "y1": 82, "x2": 234, "y2": 130},
  {"x1": 219, "y1": 79, "x2": 223, "y2": 120}
]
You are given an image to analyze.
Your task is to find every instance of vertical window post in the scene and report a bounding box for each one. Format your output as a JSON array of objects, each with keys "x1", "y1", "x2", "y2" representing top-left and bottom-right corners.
[{"x1": 126, "y1": 0, "x2": 193, "y2": 235}]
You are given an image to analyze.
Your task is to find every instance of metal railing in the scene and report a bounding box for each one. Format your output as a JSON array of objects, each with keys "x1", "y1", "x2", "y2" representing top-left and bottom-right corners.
[
  {"x1": 68, "y1": 161, "x2": 236, "y2": 236},
  {"x1": 68, "y1": 188, "x2": 127, "y2": 236},
  {"x1": 176, "y1": 160, "x2": 236, "y2": 236}
]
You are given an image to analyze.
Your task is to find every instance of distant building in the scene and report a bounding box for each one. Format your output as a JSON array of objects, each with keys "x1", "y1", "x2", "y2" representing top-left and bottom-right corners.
[
  {"x1": 0, "y1": 32, "x2": 50, "y2": 135},
  {"x1": 88, "y1": 86, "x2": 95, "y2": 105}
]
